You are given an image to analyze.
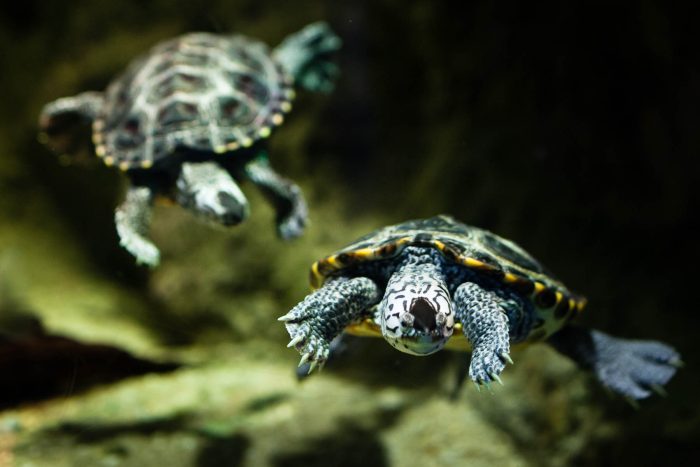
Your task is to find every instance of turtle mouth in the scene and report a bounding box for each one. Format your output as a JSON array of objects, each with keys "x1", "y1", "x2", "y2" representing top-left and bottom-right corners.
[
  {"x1": 399, "y1": 298, "x2": 448, "y2": 337},
  {"x1": 409, "y1": 297, "x2": 438, "y2": 332},
  {"x1": 395, "y1": 333, "x2": 448, "y2": 356}
]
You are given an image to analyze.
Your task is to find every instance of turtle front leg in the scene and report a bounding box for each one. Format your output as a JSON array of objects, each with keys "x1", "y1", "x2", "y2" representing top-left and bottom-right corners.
[
  {"x1": 272, "y1": 22, "x2": 341, "y2": 93},
  {"x1": 279, "y1": 276, "x2": 380, "y2": 373},
  {"x1": 454, "y1": 282, "x2": 513, "y2": 387},
  {"x1": 548, "y1": 325, "x2": 682, "y2": 400},
  {"x1": 244, "y1": 153, "x2": 308, "y2": 240},
  {"x1": 115, "y1": 186, "x2": 160, "y2": 267}
]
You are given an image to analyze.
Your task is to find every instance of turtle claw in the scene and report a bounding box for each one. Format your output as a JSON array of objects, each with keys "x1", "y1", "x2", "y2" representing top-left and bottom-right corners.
[
  {"x1": 288, "y1": 334, "x2": 304, "y2": 348},
  {"x1": 500, "y1": 352, "x2": 514, "y2": 365},
  {"x1": 669, "y1": 358, "x2": 685, "y2": 368},
  {"x1": 469, "y1": 343, "x2": 509, "y2": 389},
  {"x1": 650, "y1": 384, "x2": 668, "y2": 398},
  {"x1": 489, "y1": 372, "x2": 504, "y2": 386},
  {"x1": 308, "y1": 359, "x2": 319, "y2": 374},
  {"x1": 278, "y1": 312, "x2": 296, "y2": 323}
]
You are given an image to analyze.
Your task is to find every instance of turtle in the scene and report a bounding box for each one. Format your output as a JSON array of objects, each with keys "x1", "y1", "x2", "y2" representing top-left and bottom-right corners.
[
  {"x1": 280, "y1": 215, "x2": 681, "y2": 399},
  {"x1": 38, "y1": 22, "x2": 341, "y2": 267}
]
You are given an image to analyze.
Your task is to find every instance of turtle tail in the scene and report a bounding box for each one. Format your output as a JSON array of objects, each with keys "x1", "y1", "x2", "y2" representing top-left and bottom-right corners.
[{"x1": 273, "y1": 22, "x2": 341, "y2": 93}]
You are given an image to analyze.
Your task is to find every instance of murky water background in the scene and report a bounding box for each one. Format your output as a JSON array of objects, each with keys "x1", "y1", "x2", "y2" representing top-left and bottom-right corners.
[{"x1": 0, "y1": 1, "x2": 697, "y2": 466}]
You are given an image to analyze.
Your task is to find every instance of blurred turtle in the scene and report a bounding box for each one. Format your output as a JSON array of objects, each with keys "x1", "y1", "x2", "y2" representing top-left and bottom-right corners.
[
  {"x1": 39, "y1": 22, "x2": 341, "y2": 266},
  {"x1": 282, "y1": 215, "x2": 681, "y2": 399}
]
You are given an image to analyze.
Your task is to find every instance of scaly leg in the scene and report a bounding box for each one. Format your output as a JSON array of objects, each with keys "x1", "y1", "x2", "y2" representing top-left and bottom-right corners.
[
  {"x1": 454, "y1": 282, "x2": 513, "y2": 387},
  {"x1": 280, "y1": 276, "x2": 380, "y2": 373},
  {"x1": 548, "y1": 325, "x2": 682, "y2": 399},
  {"x1": 115, "y1": 186, "x2": 159, "y2": 267},
  {"x1": 245, "y1": 154, "x2": 307, "y2": 239}
]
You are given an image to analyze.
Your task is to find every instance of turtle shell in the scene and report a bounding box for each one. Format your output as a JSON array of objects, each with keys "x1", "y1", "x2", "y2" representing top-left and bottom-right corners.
[
  {"x1": 311, "y1": 215, "x2": 587, "y2": 345},
  {"x1": 92, "y1": 32, "x2": 295, "y2": 171}
]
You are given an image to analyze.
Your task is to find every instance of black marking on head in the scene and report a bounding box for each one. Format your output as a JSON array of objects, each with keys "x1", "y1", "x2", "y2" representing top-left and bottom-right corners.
[
  {"x1": 388, "y1": 303, "x2": 394, "y2": 311},
  {"x1": 535, "y1": 289, "x2": 557, "y2": 309},
  {"x1": 410, "y1": 298, "x2": 437, "y2": 332},
  {"x1": 386, "y1": 325, "x2": 399, "y2": 333}
]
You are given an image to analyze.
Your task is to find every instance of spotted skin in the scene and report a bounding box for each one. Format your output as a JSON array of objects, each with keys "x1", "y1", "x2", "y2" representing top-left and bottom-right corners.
[
  {"x1": 39, "y1": 22, "x2": 340, "y2": 266},
  {"x1": 283, "y1": 216, "x2": 681, "y2": 399},
  {"x1": 379, "y1": 259, "x2": 454, "y2": 356},
  {"x1": 282, "y1": 277, "x2": 380, "y2": 372},
  {"x1": 548, "y1": 326, "x2": 681, "y2": 399},
  {"x1": 454, "y1": 282, "x2": 510, "y2": 385}
]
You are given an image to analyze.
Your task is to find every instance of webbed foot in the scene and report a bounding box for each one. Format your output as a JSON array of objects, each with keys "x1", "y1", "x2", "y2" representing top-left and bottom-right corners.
[
  {"x1": 590, "y1": 332, "x2": 680, "y2": 399},
  {"x1": 548, "y1": 326, "x2": 681, "y2": 400}
]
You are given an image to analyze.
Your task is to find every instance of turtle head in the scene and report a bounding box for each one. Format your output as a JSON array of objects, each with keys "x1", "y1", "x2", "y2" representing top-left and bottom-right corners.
[
  {"x1": 379, "y1": 270, "x2": 454, "y2": 356},
  {"x1": 175, "y1": 161, "x2": 250, "y2": 226}
]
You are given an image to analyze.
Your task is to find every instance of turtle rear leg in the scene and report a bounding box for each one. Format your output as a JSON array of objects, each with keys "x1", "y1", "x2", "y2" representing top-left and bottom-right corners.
[
  {"x1": 280, "y1": 276, "x2": 380, "y2": 373},
  {"x1": 39, "y1": 91, "x2": 104, "y2": 153},
  {"x1": 40, "y1": 91, "x2": 104, "y2": 127},
  {"x1": 454, "y1": 282, "x2": 513, "y2": 387},
  {"x1": 548, "y1": 325, "x2": 681, "y2": 400},
  {"x1": 273, "y1": 21, "x2": 341, "y2": 93},
  {"x1": 244, "y1": 154, "x2": 307, "y2": 239},
  {"x1": 115, "y1": 186, "x2": 160, "y2": 267},
  {"x1": 39, "y1": 91, "x2": 104, "y2": 156}
]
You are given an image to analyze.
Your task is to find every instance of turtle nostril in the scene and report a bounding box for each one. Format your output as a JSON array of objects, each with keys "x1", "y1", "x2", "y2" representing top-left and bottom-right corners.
[
  {"x1": 409, "y1": 298, "x2": 437, "y2": 332},
  {"x1": 217, "y1": 191, "x2": 245, "y2": 225},
  {"x1": 217, "y1": 191, "x2": 239, "y2": 210}
]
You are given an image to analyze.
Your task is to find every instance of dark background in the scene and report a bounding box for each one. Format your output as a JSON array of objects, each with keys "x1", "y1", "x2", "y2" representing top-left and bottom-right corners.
[{"x1": 1, "y1": 0, "x2": 698, "y2": 465}]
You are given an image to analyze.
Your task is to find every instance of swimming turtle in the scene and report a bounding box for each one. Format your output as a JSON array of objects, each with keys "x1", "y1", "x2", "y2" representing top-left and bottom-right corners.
[
  {"x1": 39, "y1": 22, "x2": 341, "y2": 266},
  {"x1": 281, "y1": 215, "x2": 681, "y2": 399}
]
